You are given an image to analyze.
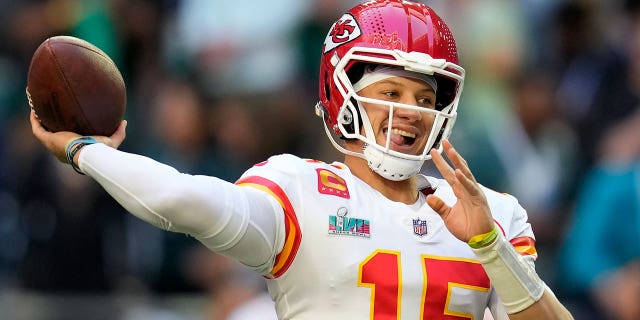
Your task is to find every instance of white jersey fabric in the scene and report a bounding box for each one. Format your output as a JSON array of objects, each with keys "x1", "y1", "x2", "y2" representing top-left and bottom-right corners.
[{"x1": 79, "y1": 144, "x2": 538, "y2": 320}]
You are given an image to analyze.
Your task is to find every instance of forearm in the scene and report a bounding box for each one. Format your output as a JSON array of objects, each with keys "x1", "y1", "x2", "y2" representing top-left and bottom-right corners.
[
  {"x1": 77, "y1": 143, "x2": 282, "y2": 270},
  {"x1": 508, "y1": 291, "x2": 574, "y2": 320},
  {"x1": 79, "y1": 143, "x2": 220, "y2": 234},
  {"x1": 472, "y1": 230, "x2": 573, "y2": 319}
]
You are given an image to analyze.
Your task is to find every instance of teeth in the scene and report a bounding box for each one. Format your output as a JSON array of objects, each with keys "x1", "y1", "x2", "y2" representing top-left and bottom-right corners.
[{"x1": 391, "y1": 128, "x2": 416, "y2": 138}]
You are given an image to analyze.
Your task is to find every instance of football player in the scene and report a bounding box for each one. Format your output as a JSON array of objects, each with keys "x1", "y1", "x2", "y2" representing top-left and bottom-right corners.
[{"x1": 30, "y1": 0, "x2": 573, "y2": 319}]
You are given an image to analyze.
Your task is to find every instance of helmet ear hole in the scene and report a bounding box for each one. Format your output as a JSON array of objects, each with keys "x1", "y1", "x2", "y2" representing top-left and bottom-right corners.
[
  {"x1": 341, "y1": 99, "x2": 357, "y2": 136},
  {"x1": 340, "y1": 108, "x2": 354, "y2": 125},
  {"x1": 323, "y1": 72, "x2": 331, "y2": 102},
  {"x1": 434, "y1": 76, "x2": 457, "y2": 111},
  {"x1": 339, "y1": 97, "x2": 363, "y2": 140}
]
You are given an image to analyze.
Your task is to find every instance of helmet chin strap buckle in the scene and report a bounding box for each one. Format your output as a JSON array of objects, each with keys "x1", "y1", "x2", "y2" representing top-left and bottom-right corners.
[{"x1": 363, "y1": 144, "x2": 424, "y2": 181}]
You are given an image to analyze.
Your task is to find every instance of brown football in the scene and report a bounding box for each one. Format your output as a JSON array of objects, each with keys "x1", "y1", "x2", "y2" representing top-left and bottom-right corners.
[{"x1": 26, "y1": 35, "x2": 126, "y2": 136}]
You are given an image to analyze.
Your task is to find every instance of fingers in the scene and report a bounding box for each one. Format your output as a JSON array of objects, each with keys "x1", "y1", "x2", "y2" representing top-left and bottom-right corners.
[
  {"x1": 454, "y1": 168, "x2": 480, "y2": 196},
  {"x1": 443, "y1": 141, "x2": 480, "y2": 196},
  {"x1": 430, "y1": 139, "x2": 480, "y2": 197},
  {"x1": 430, "y1": 146, "x2": 467, "y2": 201},
  {"x1": 442, "y1": 139, "x2": 476, "y2": 183},
  {"x1": 31, "y1": 110, "x2": 128, "y2": 153},
  {"x1": 30, "y1": 110, "x2": 46, "y2": 138},
  {"x1": 29, "y1": 110, "x2": 80, "y2": 162},
  {"x1": 430, "y1": 144, "x2": 455, "y2": 180},
  {"x1": 29, "y1": 111, "x2": 55, "y2": 152}
]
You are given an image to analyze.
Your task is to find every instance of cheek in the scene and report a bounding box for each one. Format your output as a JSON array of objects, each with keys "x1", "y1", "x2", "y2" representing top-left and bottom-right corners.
[
  {"x1": 364, "y1": 103, "x2": 390, "y2": 115},
  {"x1": 363, "y1": 105, "x2": 389, "y2": 125},
  {"x1": 421, "y1": 112, "x2": 436, "y2": 128}
]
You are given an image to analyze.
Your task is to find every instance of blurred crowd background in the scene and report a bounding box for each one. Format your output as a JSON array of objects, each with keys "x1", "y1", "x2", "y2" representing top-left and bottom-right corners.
[{"x1": 0, "y1": 0, "x2": 639, "y2": 319}]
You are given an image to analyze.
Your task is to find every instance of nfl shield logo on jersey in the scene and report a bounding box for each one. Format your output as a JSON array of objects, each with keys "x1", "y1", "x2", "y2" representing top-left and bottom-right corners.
[{"x1": 413, "y1": 219, "x2": 428, "y2": 237}]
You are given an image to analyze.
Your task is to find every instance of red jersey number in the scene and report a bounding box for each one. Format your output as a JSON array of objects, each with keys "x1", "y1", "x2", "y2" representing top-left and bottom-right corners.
[{"x1": 359, "y1": 250, "x2": 491, "y2": 319}]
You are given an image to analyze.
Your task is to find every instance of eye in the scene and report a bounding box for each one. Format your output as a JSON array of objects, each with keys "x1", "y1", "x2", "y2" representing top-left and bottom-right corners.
[
  {"x1": 417, "y1": 97, "x2": 435, "y2": 108},
  {"x1": 382, "y1": 91, "x2": 399, "y2": 99}
]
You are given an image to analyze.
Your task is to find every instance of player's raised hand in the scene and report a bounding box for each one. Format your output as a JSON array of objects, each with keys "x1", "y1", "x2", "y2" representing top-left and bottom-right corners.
[
  {"x1": 30, "y1": 110, "x2": 127, "y2": 163},
  {"x1": 426, "y1": 139, "x2": 495, "y2": 242}
]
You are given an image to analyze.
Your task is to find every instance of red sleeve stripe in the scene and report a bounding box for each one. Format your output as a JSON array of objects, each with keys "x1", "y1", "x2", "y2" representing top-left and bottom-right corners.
[
  {"x1": 494, "y1": 220, "x2": 538, "y2": 258},
  {"x1": 510, "y1": 236, "x2": 538, "y2": 259},
  {"x1": 236, "y1": 176, "x2": 301, "y2": 278}
]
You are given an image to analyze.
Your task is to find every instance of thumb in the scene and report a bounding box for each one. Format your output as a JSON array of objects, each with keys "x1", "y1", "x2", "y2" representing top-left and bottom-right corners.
[
  {"x1": 426, "y1": 194, "x2": 449, "y2": 218},
  {"x1": 101, "y1": 120, "x2": 127, "y2": 148},
  {"x1": 113, "y1": 120, "x2": 127, "y2": 140}
]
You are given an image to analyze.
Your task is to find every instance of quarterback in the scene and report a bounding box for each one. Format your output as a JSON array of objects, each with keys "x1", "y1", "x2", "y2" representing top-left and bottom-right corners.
[{"x1": 30, "y1": 0, "x2": 573, "y2": 319}]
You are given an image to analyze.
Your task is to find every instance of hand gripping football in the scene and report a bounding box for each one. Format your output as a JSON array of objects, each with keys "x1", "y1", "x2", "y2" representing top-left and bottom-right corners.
[{"x1": 26, "y1": 35, "x2": 126, "y2": 136}]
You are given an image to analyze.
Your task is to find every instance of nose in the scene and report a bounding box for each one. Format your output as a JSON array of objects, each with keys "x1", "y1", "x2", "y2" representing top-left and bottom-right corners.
[{"x1": 393, "y1": 98, "x2": 422, "y2": 122}]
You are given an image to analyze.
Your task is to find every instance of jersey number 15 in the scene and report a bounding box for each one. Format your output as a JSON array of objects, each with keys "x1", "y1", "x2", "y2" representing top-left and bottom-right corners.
[{"x1": 358, "y1": 250, "x2": 491, "y2": 319}]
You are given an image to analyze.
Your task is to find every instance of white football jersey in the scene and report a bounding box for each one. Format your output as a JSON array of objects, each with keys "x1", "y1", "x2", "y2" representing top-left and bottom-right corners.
[{"x1": 237, "y1": 154, "x2": 537, "y2": 320}]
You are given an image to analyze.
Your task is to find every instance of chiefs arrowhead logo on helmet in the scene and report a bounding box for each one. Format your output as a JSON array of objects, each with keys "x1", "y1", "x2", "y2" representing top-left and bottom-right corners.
[{"x1": 323, "y1": 13, "x2": 361, "y2": 53}]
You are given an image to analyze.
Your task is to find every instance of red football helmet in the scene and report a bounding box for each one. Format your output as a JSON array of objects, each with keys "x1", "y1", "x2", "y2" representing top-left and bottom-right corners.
[{"x1": 315, "y1": 0, "x2": 465, "y2": 180}]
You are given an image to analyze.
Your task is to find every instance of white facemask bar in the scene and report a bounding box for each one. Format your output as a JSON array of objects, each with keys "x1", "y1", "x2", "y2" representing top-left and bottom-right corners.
[
  {"x1": 343, "y1": 94, "x2": 454, "y2": 160},
  {"x1": 324, "y1": 46, "x2": 464, "y2": 162}
]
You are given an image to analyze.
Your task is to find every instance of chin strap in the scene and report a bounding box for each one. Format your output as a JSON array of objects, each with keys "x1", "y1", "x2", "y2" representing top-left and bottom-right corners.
[{"x1": 363, "y1": 144, "x2": 424, "y2": 181}]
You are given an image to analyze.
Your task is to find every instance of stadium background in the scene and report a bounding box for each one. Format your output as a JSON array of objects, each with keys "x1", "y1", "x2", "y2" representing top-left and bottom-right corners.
[{"x1": 0, "y1": 0, "x2": 638, "y2": 319}]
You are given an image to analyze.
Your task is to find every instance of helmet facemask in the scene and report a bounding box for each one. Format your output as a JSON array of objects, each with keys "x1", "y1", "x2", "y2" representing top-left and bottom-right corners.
[{"x1": 317, "y1": 47, "x2": 464, "y2": 181}]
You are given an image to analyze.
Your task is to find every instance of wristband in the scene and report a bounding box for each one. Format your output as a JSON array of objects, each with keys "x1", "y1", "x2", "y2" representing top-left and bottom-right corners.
[
  {"x1": 472, "y1": 231, "x2": 545, "y2": 314},
  {"x1": 468, "y1": 225, "x2": 499, "y2": 249},
  {"x1": 65, "y1": 136, "x2": 98, "y2": 175}
]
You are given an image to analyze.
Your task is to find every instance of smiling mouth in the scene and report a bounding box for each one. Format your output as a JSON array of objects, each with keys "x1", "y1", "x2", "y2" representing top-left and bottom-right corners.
[{"x1": 383, "y1": 128, "x2": 417, "y2": 147}]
